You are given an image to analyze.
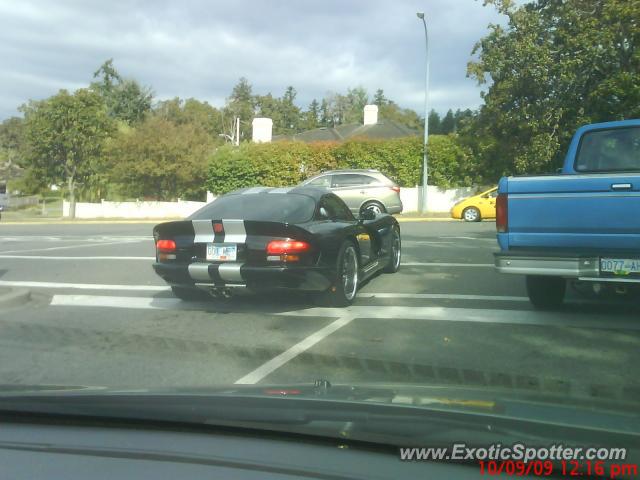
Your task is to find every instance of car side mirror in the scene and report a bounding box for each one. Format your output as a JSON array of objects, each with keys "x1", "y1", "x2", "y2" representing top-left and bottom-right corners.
[{"x1": 359, "y1": 209, "x2": 376, "y2": 221}]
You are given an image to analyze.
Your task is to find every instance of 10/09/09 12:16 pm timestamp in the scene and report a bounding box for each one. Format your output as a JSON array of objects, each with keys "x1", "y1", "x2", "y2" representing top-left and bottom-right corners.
[{"x1": 479, "y1": 459, "x2": 638, "y2": 478}]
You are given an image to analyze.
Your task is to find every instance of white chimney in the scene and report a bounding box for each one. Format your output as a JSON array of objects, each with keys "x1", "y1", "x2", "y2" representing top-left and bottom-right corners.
[
  {"x1": 252, "y1": 117, "x2": 273, "y2": 143},
  {"x1": 363, "y1": 104, "x2": 378, "y2": 126}
]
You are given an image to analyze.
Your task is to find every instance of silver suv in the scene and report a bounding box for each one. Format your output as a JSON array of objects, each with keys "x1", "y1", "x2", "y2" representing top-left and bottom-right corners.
[{"x1": 301, "y1": 169, "x2": 403, "y2": 215}]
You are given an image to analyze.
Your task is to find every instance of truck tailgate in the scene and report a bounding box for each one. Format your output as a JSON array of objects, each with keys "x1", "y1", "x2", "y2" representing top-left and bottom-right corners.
[{"x1": 506, "y1": 174, "x2": 640, "y2": 250}]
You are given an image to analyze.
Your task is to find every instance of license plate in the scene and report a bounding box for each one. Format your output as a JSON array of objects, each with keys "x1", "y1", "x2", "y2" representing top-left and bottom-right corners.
[
  {"x1": 206, "y1": 244, "x2": 237, "y2": 261},
  {"x1": 600, "y1": 258, "x2": 640, "y2": 276}
]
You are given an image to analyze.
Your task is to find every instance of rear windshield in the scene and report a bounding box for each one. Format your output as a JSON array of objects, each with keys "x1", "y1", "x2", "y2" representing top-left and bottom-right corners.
[
  {"x1": 575, "y1": 126, "x2": 640, "y2": 172},
  {"x1": 189, "y1": 193, "x2": 316, "y2": 223}
]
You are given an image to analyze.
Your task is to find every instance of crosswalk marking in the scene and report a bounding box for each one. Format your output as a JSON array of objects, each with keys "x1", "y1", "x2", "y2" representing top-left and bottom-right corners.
[
  {"x1": 0, "y1": 255, "x2": 154, "y2": 260},
  {"x1": 0, "y1": 280, "x2": 169, "y2": 291}
]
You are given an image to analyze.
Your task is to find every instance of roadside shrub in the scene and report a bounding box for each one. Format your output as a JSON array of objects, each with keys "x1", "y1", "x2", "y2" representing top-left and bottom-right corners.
[{"x1": 206, "y1": 135, "x2": 479, "y2": 194}]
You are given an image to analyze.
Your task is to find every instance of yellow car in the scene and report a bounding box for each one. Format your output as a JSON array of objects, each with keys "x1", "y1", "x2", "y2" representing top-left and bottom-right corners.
[{"x1": 450, "y1": 187, "x2": 498, "y2": 222}]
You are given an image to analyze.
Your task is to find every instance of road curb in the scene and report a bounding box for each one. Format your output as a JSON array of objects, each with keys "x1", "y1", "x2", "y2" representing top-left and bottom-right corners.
[
  {"x1": 0, "y1": 288, "x2": 31, "y2": 308},
  {"x1": 0, "y1": 219, "x2": 168, "y2": 225},
  {"x1": 396, "y1": 217, "x2": 457, "y2": 223}
]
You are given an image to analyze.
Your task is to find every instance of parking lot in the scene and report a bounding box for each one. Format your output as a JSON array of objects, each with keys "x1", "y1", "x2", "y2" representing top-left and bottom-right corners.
[{"x1": 1, "y1": 220, "x2": 639, "y2": 402}]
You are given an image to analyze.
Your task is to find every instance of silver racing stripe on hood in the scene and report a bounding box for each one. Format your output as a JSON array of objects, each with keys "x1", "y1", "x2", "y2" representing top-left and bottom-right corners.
[
  {"x1": 222, "y1": 219, "x2": 247, "y2": 243},
  {"x1": 192, "y1": 219, "x2": 215, "y2": 243}
]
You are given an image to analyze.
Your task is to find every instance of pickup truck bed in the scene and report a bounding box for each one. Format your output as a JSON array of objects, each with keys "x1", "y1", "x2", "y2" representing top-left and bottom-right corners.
[{"x1": 495, "y1": 119, "x2": 640, "y2": 308}]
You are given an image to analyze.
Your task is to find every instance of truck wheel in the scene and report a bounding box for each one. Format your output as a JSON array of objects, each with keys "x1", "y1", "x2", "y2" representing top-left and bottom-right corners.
[
  {"x1": 526, "y1": 276, "x2": 566, "y2": 309},
  {"x1": 463, "y1": 207, "x2": 481, "y2": 222}
]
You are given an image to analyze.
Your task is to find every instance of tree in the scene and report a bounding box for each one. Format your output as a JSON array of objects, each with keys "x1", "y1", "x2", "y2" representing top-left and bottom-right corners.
[
  {"x1": 225, "y1": 77, "x2": 255, "y2": 140},
  {"x1": 468, "y1": 0, "x2": 640, "y2": 176},
  {"x1": 92, "y1": 59, "x2": 153, "y2": 125},
  {"x1": 0, "y1": 117, "x2": 26, "y2": 190},
  {"x1": 379, "y1": 100, "x2": 422, "y2": 130},
  {"x1": 279, "y1": 86, "x2": 300, "y2": 133},
  {"x1": 302, "y1": 99, "x2": 320, "y2": 130},
  {"x1": 21, "y1": 89, "x2": 115, "y2": 217},
  {"x1": 440, "y1": 109, "x2": 455, "y2": 134},
  {"x1": 106, "y1": 115, "x2": 214, "y2": 200},
  {"x1": 373, "y1": 89, "x2": 387, "y2": 107},
  {"x1": 428, "y1": 110, "x2": 441, "y2": 135},
  {"x1": 255, "y1": 93, "x2": 284, "y2": 134},
  {"x1": 154, "y1": 97, "x2": 224, "y2": 140},
  {"x1": 344, "y1": 86, "x2": 369, "y2": 123},
  {"x1": 319, "y1": 99, "x2": 331, "y2": 127}
]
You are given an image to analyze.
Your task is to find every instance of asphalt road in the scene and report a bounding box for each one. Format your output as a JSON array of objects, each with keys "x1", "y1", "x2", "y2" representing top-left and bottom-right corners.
[{"x1": 1, "y1": 220, "x2": 639, "y2": 405}]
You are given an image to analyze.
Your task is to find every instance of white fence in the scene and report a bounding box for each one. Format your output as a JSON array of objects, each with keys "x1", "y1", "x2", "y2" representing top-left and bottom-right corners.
[
  {"x1": 400, "y1": 186, "x2": 477, "y2": 213},
  {"x1": 63, "y1": 199, "x2": 208, "y2": 219},
  {"x1": 63, "y1": 186, "x2": 477, "y2": 218}
]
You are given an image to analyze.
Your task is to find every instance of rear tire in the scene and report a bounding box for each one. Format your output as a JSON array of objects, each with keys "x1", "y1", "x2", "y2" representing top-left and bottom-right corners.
[
  {"x1": 526, "y1": 276, "x2": 566, "y2": 309},
  {"x1": 171, "y1": 286, "x2": 209, "y2": 301},
  {"x1": 383, "y1": 226, "x2": 401, "y2": 273},
  {"x1": 463, "y1": 207, "x2": 481, "y2": 222},
  {"x1": 318, "y1": 241, "x2": 359, "y2": 307},
  {"x1": 360, "y1": 201, "x2": 386, "y2": 216}
]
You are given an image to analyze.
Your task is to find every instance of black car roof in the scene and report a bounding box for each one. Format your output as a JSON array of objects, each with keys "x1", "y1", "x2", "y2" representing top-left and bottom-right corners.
[{"x1": 227, "y1": 186, "x2": 330, "y2": 201}]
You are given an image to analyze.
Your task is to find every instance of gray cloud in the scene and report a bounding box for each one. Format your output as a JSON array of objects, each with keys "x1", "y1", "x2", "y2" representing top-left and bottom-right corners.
[{"x1": 0, "y1": 0, "x2": 506, "y2": 120}]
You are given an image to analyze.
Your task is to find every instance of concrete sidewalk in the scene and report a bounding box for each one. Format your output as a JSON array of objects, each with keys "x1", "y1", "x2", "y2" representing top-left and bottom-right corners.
[{"x1": 1, "y1": 214, "x2": 459, "y2": 225}]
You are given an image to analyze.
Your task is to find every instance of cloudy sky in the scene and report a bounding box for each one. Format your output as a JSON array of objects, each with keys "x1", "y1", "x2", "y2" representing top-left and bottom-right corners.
[{"x1": 0, "y1": 0, "x2": 506, "y2": 121}]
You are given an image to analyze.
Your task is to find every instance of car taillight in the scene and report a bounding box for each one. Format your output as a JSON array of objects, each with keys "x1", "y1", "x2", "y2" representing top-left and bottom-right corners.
[
  {"x1": 266, "y1": 240, "x2": 311, "y2": 255},
  {"x1": 496, "y1": 194, "x2": 508, "y2": 233},
  {"x1": 391, "y1": 186, "x2": 400, "y2": 194},
  {"x1": 156, "y1": 239, "x2": 177, "y2": 252}
]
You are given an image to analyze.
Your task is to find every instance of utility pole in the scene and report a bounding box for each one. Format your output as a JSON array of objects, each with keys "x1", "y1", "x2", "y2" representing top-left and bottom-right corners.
[{"x1": 417, "y1": 12, "x2": 430, "y2": 214}]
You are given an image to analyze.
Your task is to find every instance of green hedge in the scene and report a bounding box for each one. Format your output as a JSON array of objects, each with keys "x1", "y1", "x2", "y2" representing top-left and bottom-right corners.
[{"x1": 206, "y1": 135, "x2": 478, "y2": 195}]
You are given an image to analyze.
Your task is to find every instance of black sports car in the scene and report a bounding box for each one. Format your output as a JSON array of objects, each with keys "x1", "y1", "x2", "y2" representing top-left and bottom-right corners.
[{"x1": 152, "y1": 186, "x2": 401, "y2": 306}]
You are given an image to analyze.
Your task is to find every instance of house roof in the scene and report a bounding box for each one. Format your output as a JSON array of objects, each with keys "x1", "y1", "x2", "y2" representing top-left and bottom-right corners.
[{"x1": 274, "y1": 120, "x2": 419, "y2": 143}]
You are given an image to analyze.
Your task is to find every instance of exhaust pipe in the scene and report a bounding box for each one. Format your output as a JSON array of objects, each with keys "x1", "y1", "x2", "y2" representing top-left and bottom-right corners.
[{"x1": 208, "y1": 287, "x2": 233, "y2": 299}]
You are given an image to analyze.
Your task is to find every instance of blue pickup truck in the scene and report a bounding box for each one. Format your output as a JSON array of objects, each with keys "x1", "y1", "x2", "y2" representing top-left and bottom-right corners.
[{"x1": 495, "y1": 119, "x2": 640, "y2": 308}]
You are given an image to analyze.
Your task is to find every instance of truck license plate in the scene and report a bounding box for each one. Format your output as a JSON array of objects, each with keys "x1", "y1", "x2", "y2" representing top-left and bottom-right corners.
[
  {"x1": 206, "y1": 244, "x2": 237, "y2": 261},
  {"x1": 600, "y1": 258, "x2": 640, "y2": 276}
]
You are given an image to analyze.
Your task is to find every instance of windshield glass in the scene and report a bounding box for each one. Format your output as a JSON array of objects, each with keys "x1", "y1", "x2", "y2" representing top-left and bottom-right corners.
[
  {"x1": 189, "y1": 193, "x2": 316, "y2": 223},
  {"x1": 575, "y1": 127, "x2": 640, "y2": 172}
]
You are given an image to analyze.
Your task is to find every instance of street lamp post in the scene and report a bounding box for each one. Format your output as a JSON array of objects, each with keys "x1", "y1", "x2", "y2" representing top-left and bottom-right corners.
[{"x1": 416, "y1": 12, "x2": 429, "y2": 214}]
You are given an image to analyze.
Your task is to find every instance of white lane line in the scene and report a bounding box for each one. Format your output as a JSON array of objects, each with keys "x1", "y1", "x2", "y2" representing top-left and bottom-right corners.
[
  {"x1": 51, "y1": 295, "x2": 179, "y2": 309},
  {"x1": 0, "y1": 280, "x2": 168, "y2": 292},
  {"x1": 234, "y1": 315, "x2": 355, "y2": 385},
  {"x1": 402, "y1": 262, "x2": 493, "y2": 267},
  {"x1": 0, "y1": 255, "x2": 491, "y2": 267},
  {"x1": 277, "y1": 306, "x2": 640, "y2": 331},
  {"x1": 438, "y1": 236, "x2": 495, "y2": 241},
  {"x1": 46, "y1": 295, "x2": 640, "y2": 331},
  {"x1": 0, "y1": 255, "x2": 154, "y2": 260},
  {"x1": 0, "y1": 240, "x2": 141, "y2": 255},
  {"x1": 359, "y1": 293, "x2": 527, "y2": 301},
  {"x1": 0, "y1": 236, "x2": 149, "y2": 242}
]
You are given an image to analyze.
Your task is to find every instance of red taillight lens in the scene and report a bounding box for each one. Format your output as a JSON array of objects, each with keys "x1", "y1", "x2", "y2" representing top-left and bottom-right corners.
[
  {"x1": 213, "y1": 222, "x2": 224, "y2": 233},
  {"x1": 496, "y1": 194, "x2": 508, "y2": 233},
  {"x1": 391, "y1": 186, "x2": 401, "y2": 194},
  {"x1": 266, "y1": 240, "x2": 311, "y2": 255},
  {"x1": 156, "y1": 239, "x2": 176, "y2": 252}
]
